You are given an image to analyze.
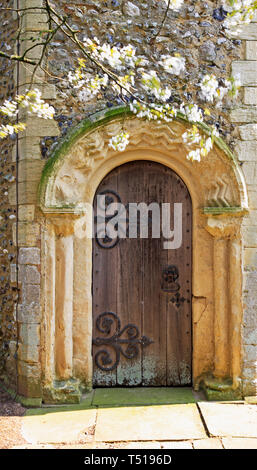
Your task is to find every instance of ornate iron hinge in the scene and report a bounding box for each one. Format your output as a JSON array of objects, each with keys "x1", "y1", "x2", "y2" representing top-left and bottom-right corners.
[
  {"x1": 95, "y1": 190, "x2": 123, "y2": 249},
  {"x1": 92, "y1": 312, "x2": 154, "y2": 371},
  {"x1": 94, "y1": 189, "x2": 153, "y2": 249}
]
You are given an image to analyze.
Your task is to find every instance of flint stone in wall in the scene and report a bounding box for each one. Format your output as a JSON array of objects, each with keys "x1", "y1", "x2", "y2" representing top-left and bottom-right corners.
[
  {"x1": 123, "y1": 2, "x2": 140, "y2": 16},
  {"x1": 199, "y1": 40, "x2": 217, "y2": 61}
]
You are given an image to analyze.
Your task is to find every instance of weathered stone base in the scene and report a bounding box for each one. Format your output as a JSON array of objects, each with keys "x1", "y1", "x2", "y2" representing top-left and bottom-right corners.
[
  {"x1": 42, "y1": 379, "x2": 82, "y2": 404},
  {"x1": 200, "y1": 375, "x2": 243, "y2": 401}
]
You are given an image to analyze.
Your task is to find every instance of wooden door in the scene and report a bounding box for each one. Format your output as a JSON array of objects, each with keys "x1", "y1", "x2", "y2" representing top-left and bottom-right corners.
[{"x1": 92, "y1": 161, "x2": 192, "y2": 387}]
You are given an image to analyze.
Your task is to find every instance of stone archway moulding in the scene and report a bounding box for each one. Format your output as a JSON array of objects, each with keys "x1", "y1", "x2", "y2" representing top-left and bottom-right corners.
[{"x1": 38, "y1": 106, "x2": 248, "y2": 403}]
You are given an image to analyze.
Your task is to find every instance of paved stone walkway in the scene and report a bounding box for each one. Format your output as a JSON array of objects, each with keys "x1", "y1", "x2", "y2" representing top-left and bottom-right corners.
[{"x1": 13, "y1": 388, "x2": 257, "y2": 449}]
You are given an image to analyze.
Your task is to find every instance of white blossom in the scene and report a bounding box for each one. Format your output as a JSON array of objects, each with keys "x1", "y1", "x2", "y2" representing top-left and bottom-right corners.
[
  {"x1": 74, "y1": 74, "x2": 109, "y2": 101},
  {"x1": 180, "y1": 103, "x2": 203, "y2": 123},
  {"x1": 141, "y1": 71, "x2": 171, "y2": 102},
  {"x1": 0, "y1": 122, "x2": 26, "y2": 139},
  {"x1": 164, "y1": 0, "x2": 184, "y2": 11},
  {"x1": 0, "y1": 100, "x2": 18, "y2": 117},
  {"x1": 109, "y1": 131, "x2": 130, "y2": 152},
  {"x1": 17, "y1": 89, "x2": 55, "y2": 119},
  {"x1": 159, "y1": 55, "x2": 186, "y2": 75},
  {"x1": 187, "y1": 149, "x2": 201, "y2": 162},
  {"x1": 83, "y1": 38, "x2": 137, "y2": 71},
  {"x1": 199, "y1": 74, "x2": 241, "y2": 103},
  {"x1": 222, "y1": 0, "x2": 256, "y2": 35}
]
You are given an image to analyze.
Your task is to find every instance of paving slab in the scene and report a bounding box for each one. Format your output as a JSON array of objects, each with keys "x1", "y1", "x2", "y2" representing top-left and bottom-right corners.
[
  {"x1": 193, "y1": 438, "x2": 223, "y2": 449},
  {"x1": 161, "y1": 441, "x2": 193, "y2": 449},
  {"x1": 93, "y1": 387, "x2": 195, "y2": 406},
  {"x1": 222, "y1": 438, "x2": 257, "y2": 449},
  {"x1": 198, "y1": 403, "x2": 257, "y2": 438},
  {"x1": 22, "y1": 408, "x2": 97, "y2": 444},
  {"x1": 12, "y1": 444, "x2": 55, "y2": 449},
  {"x1": 95, "y1": 404, "x2": 206, "y2": 442},
  {"x1": 123, "y1": 442, "x2": 162, "y2": 449}
]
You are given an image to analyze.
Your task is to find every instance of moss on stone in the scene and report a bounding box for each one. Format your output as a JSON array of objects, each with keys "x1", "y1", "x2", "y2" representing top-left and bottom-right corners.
[
  {"x1": 200, "y1": 375, "x2": 243, "y2": 401},
  {"x1": 42, "y1": 379, "x2": 82, "y2": 405},
  {"x1": 203, "y1": 207, "x2": 248, "y2": 216}
]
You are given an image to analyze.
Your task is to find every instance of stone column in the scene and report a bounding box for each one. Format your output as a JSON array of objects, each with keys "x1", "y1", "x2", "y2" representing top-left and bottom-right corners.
[
  {"x1": 41, "y1": 220, "x2": 56, "y2": 386},
  {"x1": 229, "y1": 238, "x2": 243, "y2": 389},
  {"x1": 206, "y1": 215, "x2": 243, "y2": 387},
  {"x1": 54, "y1": 219, "x2": 74, "y2": 380},
  {"x1": 73, "y1": 231, "x2": 93, "y2": 387},
  {"x1": 213, "y1": 238, "x2": 229, "y2": 377}
]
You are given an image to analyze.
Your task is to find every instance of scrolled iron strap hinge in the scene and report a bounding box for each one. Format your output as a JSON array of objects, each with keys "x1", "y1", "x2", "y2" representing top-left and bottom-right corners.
[
  {"x1": 94, "y1": 189, "x2": 124, "y2": 249},
  {"x1": 92, "y1": 311, "x2": 154, "y2": 371},
  {"x1": 94, "y1": 189, "x2": 153, "y2": 248}
]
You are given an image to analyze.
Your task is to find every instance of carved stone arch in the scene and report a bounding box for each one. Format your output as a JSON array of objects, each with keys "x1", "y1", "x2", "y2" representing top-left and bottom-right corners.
[{"x1": 39, "y1": 106, "x2": 248, "y2": 403}]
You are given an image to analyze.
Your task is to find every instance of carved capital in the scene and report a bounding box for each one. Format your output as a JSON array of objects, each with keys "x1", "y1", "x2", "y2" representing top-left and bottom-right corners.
[
  {"x1": 50, "y1": 216, "x2": 77, "y2": 237},
  {"x1": 205, "y1": 216, "x2": 242, "y2": 240}
]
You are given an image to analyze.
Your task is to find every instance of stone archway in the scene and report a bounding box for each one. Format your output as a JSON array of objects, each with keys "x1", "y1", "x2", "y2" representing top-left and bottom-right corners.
[{"x1": 39, "y1": 106, "x2": 248, "y2": 403}]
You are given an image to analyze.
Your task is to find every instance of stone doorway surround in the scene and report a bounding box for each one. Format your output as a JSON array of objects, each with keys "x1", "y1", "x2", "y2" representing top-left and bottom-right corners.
[{"x1": 33, "y1": 107, "x2": 249, "y2": 403}]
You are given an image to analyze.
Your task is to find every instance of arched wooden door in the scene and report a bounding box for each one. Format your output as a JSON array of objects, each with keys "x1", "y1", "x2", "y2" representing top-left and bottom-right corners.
[{"x1": 92, "y1": 161, "x2": 192, "y2": 387}]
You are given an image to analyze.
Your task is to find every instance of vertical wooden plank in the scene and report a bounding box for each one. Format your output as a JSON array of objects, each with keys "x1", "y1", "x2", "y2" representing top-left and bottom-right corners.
[
  {"x1": 116, "y1": 162, "x2": 144, "y2": 386},
  {"x1": 166, "y1": 175, "x2": 192, "y2": 385},
  {"x1": 92, "y1": 171, "x2": 119, "y2": 386},
  {"x1": 142, "y1": 162, "x2": 167, "y2": 386}
]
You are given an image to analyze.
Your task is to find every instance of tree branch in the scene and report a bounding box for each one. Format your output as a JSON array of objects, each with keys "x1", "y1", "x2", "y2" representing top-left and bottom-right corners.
[{"x1": 0, "y1": 51, "x2": 37, "y2": 65}]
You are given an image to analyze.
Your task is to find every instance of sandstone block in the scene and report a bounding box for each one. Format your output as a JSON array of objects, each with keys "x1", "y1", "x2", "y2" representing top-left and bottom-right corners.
[
  {"x1": 232, "y1": 61, "x2": 257, "y2": 86},
  {"x1": 230, "y1": 107, "x2": 257, "y2": 123},
  {"x1": 18, "y1": 205, "x2": 35, "y2": 222},
  {"x1": 235, "y1": 141, "x2": 257, "y2": 161},
  {"x1": 245, "y1": 41, "x2": 257, "y2": 60},
  {"x1": 13, "y1": 222, "x2": 40, "y2": 246},
  {"x1": 21, "y1": 284, "x2": 40, "y2": 305},
  {"x1": 19, "y1": 83, "x2": 57, "y2": 101},
  {"x1": 239, "y1": 124, "x2": 257, "y2": 140},
  {"x1": 19, "y1": 324, "x2": 40, "y2": 363},
  {"x1": 18, "y1": 343, "x2": 39, "y2": 363},
  {"x1": 20, "y1": 11, "x2": 48, "y2": 32},
  {"x1": 16, "y1": 63, "x2": 45, "y2": 88},
  {"x1": 17, "y1": 303, "x2": 41, "y2": 324},
  {"x1": 18, "y1": 361, "x2": 42, "y2": 397},
  {"x1": 24, "y1": 117, "x2": 60, "y2": 138},
  {"x1": 19, "y1": 322, "x2": 40, "y2": 344},
  {"x1": 243, "y1": 248, "x2": 257, "y2": 270},
  {"x1": 14, "y1": 137, "x2": 41, "y2": 161},
  {"x1": 242, "y1": 210, "x2": 257, "y2": 226},
  {"x1": 243, "y1": 225, "x2": 257, "y2": 246},
  {"x1": 19, "y1": 265, "x2": 40, "y2": 285},
  {"x1": 18, "y1": 159, "x2": 44, "y2": 183},
  {"x1": 244, "y1": 87, "x2": 257, "y2": 105},
  {"x1": 19, "y1": 247, "x2": 40, "y2": 265},
  {"x1": 247, "y1": 186, "x2": 257, "y2": 208},
  {"x1": 234, "y1": 24, "x2": 257, "y2": 40},
  {"x1": 9, "y1": 181, "x2": 39, "y2": 205}
]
